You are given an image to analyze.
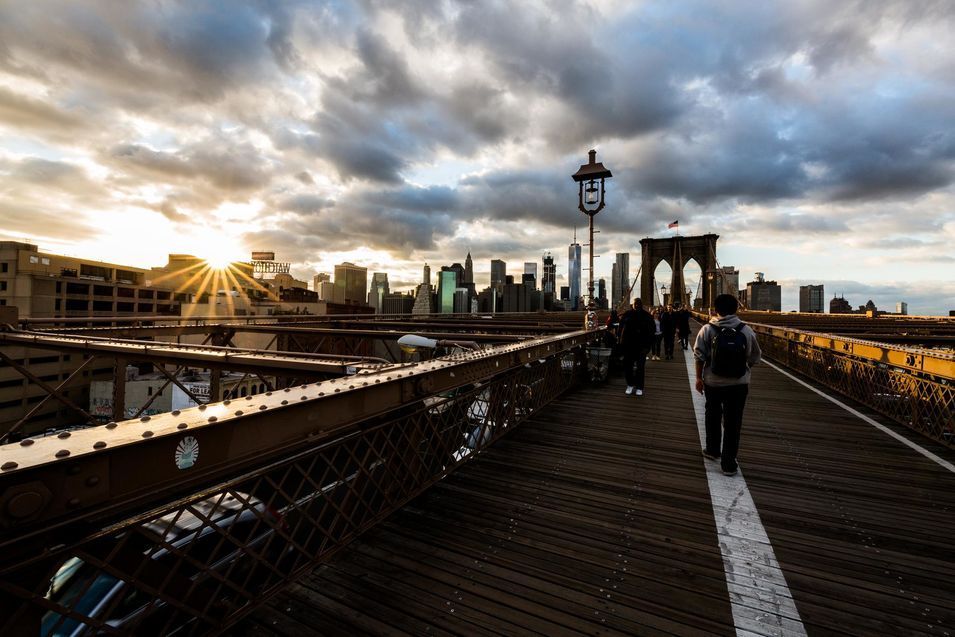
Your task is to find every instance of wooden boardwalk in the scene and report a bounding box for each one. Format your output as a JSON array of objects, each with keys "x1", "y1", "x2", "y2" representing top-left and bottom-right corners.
[{"x1": 238, "y1": 345, "x2": 955, "y2": 636}]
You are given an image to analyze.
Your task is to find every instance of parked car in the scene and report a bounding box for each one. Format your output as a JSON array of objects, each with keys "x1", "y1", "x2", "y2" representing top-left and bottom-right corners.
[{"x1": 42, "y1": 492, "x2": 284, "y2": 636}]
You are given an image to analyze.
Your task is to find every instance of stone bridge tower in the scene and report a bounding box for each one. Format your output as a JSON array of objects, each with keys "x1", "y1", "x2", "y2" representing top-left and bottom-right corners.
[{"x1": 639, "y1": 234, "x2": 719, "y2": 310}]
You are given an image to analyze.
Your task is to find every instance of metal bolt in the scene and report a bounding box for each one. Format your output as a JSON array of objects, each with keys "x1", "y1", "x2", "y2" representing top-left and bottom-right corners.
[
  {"x1": 235, "y1": 410, "x2": 244, "y2": 416},
  {"x1": 142, "y1": 431, "x2": 153, "y2": 438},
  {"x1": 259, "y1": 405, "x2": 267, "y2": 411},
  {"x1": 140, "y1": 416, "x2": 150, "y2": 422},
  {"x1": 55, "y1": 449, "x2": 70, "y2": 458},
  {"x1": 86, "y1": 476, "x2": 100, "y2": 487},
  {"x1": 93, "y1": 441, "x2": 107, "y2": 449},
  {"x1": 171, "y1": 410, "x2": 181, "y2": 416},
  {"x1": 177, "y1": 423, "x2": 187, "y2": 430},
  {"x1": 106, "y1": 422, "x2": 117, "y2": 429},
  {"x1": 58, "y1": 431, "x2": 71, "y2": 439},
  {"x1": 19, "y1": 438, "x2": 34, "y2": 446},
  {"x1": 208, "y1": 416, "x2": 217, "y2": 422},
  {"x1": 1, "y1": 461, "x2": 17, "y2": 471}
]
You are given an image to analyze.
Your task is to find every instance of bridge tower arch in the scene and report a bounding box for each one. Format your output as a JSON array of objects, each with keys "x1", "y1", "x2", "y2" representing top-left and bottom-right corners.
[{"x1": 639, "y1": 234, "x2": 719, "y2": 310}]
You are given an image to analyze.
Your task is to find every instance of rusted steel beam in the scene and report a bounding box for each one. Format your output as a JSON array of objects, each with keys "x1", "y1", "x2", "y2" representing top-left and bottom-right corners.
[
  {"x1": 0, "y1": 331, "x2": 594, "y2": 542},
  {"x1": 2, "y1": 357, "x2": 97, "y2": 444},
  {"x1": 0, "y1": 330, "x2": 390, "y2": 375},
  {"x1": 0, "y1": 349, "x2": 95, "y2": 427}
]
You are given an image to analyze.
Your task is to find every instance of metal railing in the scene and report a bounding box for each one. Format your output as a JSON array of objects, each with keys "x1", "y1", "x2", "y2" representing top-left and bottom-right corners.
[
  {"x1": 748, "y1": 321, "x2": 954, "y2": 448},
  {"x1": 0, "y1": 332, "x2": 592, "y2": 636}
]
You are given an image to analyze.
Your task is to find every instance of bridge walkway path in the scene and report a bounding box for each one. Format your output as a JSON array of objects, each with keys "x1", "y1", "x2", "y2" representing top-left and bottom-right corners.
[{"x1": 237, "y1": 337, "x2": 955, "y2": 636}]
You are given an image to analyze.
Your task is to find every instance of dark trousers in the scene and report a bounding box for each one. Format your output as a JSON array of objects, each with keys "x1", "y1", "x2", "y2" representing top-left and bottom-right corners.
[
  {"x1": 678, "y1": 332, "x2": 689, "y2": 350},
  {"x1": 651, "y1": 334, "x2": 662, "y2": 357},
  {"x1": 703, "y1": 383, "x2": 749, "y2": 471},
  {"x1": 623, "y1": 347, "x2": 649, "y2": 389},
  {"x1": 663, "y1": 332, "x2": 675, "y2": 358}
]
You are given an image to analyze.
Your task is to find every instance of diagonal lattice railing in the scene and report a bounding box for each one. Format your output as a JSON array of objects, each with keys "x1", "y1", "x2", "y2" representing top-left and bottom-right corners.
[
  {"x1": 747, "y1": 321, "x2": 954, "y2": 448},
  {"x1": 0, "y1": 335, "x2": 590, "y2": 636}
]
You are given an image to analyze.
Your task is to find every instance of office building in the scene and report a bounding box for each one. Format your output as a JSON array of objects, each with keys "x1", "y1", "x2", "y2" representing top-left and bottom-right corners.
[
  {"x1": 438, "y1": 270, "x2": 457, "y2": 313},
  {"x1": 490, "y1": 260, "x2": 506, "y2": 287},
  {"x1": 742, "y1": 273, "x2": 781, "y2": 311},
  {"x1": 612, "y1": 253, "x2": 629, "y2": 307},
  {"x1": 523, "y1": 262, "x2": 537, "y2": 290},
  {"x1": 830, "y1": 295, "x2": 852, "y2": 314},
  {"x1": 542, "y1": 252, "x2": 556, "y2": 294},
  {"x1": 568, "y1": 239, "x2": 581, "y2": 310},
  {"x1": 312, "y1": 272, "x2": 330, "y2": 291},
  {"x1": 333, "y1": 262, "x2": 368, "y2": 305},
  {"x1": 799, "y1": 284, "x2": 825, "y2": 313},
  {"x1": 382, "y1": 292, "x2": 415, "y2": 316},
  {"x1": 896, "y1": 302, "x2": 908, "y2": 315},
  {"x1": 715, "y1": 266, "x2": 739, "y2": 297},
  {"x1": 368, "y1": 272, "x2": 390, "y2": 314},
  {"x1": 0, "y1": 243, "x2": 191, "y2": 437},
  {"x1": 560, "y1": 285, "x2": 570, "y2": 301},
  {"x1": 0, "y1": 241, "x2": 186, "y2": 318},
  {"x1": 597, "y1": 278, "x2": 607, "y2": 309},
  {"x1": 464, "y1": 252, "x2": 474, "y2": 285},
  {"x1": 453, "y1": 288, "x2": 470, "y2": 313}
]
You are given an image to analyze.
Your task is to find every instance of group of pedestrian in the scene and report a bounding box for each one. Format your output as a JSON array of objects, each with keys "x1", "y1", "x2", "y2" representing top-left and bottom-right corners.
[{"x1": 612, "y1": 294, "x2": 761, "y2": 477}]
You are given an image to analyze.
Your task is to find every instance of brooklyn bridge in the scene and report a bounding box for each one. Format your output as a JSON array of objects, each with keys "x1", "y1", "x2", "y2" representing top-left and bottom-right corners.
[{"x1": 0, "y1": 306, "x2": 952, "y2": 636}]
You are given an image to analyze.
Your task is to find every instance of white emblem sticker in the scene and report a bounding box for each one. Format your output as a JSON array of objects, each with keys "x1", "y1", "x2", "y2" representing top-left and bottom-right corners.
[{"x1": 175, "y1": 436, "x2": 199, "y2": 470}]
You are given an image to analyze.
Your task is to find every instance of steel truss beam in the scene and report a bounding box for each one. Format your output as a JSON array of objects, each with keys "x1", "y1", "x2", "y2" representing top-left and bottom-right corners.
[{"x1": 0, "y1": 330, "x2": 594, "y2": 544}]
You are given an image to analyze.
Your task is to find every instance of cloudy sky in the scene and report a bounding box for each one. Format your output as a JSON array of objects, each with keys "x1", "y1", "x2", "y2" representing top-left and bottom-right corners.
[{"x1": 0, "y1": 0, "x2": 953, "y2": 314}]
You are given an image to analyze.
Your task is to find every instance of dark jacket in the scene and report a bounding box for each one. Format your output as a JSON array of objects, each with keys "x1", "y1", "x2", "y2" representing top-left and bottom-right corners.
[
  {"x1": 660, "y1": 310, "x2": 676, "y2": 336},
  {"x1": 618, "y1": 308, "x2": 655, "y2": 349},
  {"x1": 676, "y1": 309, "x2": 691, "y2": 336}
]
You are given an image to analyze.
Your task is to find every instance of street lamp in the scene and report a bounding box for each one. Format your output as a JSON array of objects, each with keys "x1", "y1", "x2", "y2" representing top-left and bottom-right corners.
[
  {"x1": 661, "y1": 284, "x2": 667, "y2": 307},
  {"x1": 572, "y1": 149, "x2": 612, "y2": 309}
]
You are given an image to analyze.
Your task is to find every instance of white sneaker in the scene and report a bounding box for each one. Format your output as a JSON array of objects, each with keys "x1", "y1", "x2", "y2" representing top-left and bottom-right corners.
[
  {"x1": 636, "y1": 389, "x2": 644, "y2": 396},
  {"x1": 625, "y1": 386, "x2": 634, "y2": 395}
]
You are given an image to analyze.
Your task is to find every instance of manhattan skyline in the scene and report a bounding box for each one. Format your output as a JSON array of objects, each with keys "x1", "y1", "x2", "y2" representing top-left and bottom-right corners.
[{"x1": 0, "y1": 1, "x2": 953, "y2": 314}]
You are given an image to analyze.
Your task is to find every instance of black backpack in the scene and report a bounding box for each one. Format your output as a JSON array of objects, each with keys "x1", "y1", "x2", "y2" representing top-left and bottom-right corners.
[{"x1": 709, "y1": 323, "x2": 748, "y2": 378}]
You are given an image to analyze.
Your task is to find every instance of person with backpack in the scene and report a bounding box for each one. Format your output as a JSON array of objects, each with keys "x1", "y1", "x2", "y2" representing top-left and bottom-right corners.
[
  {"x1": 617, "y1": 297, "x2": 655, "y2": 396},
  {"x1": 692, "y1": 294, "x2": 761, "y2": 476}
]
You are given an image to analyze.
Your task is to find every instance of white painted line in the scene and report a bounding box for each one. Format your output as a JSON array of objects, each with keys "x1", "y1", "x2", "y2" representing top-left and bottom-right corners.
[
  {"x1": 684, "y1": 349, "x2": 807, "y2": 637},
  {"x1": 763, "y1": 359, "x2": 955, "y2": 475}
]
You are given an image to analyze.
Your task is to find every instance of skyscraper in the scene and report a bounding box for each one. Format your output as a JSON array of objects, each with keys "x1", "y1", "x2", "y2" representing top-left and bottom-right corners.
[
  {"x1": 523, "y1": 262, "x2": 537, "y2": 290},
  {"x1": 598, "y1": 278, "x2": 607, "y2": 309},
  {"x1": 368, "y1": 272, "x2": 390, "y2": 313},
  {"x1": 313, "y1": 272, "x2": 330, "y2": 291},
  {"x1": 464, "y1": 252, "x2": 473, "y2": 284},
  {"x1": 568, "y1": 236, "x2": 581, "y2": 310},
  {"x1": 542, "y1": 252, "x2": 556, "y2": 294},
  {"x1": 799, "y1": 284, "x2": 824, "y2": 313},
  {"x1": 333, "y1": 262, "x2": 368, "y2": 305},
  {"x1": 612, "y1": 253, "x2": 630, "y2": 307},
  {"x1": 490, "y1": 259, "x2": 506, "y2": 286},
  {"x1": 438, "y1": 270, "x2": 457, "y2": 313},
  {"x1": 423, "y1": 263, "x2": 431, "y2": 285}
]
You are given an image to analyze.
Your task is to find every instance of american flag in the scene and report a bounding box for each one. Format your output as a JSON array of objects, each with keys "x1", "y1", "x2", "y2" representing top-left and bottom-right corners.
[{"x1": 667, "y1": 220, "x2": 679, "y2": 229}]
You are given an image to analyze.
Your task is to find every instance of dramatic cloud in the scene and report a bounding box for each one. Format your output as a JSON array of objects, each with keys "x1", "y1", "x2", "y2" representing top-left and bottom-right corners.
[{"x1": 1, "y1": 0, "x2": 953, "y2": 312}]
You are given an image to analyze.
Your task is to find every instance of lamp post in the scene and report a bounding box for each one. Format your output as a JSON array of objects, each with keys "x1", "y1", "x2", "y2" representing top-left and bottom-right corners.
[
  {"x1": 572, "y1": 149, "x2": 612, "y2": 309},
  {"x1": 661, "y1": 284, "x2": 667, "y2": 307}
]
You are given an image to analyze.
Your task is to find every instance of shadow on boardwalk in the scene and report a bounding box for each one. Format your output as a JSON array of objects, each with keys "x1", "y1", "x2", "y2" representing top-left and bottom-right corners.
[{"x1": 238, "y1": 342, "x2": 955, "y2": 637}]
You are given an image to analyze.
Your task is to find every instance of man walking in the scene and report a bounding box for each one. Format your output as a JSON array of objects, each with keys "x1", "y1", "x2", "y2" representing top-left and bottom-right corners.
[
  {"x1": 661, "y1": 305, "x2": 676, "y2": 359},
  {"x1": 693, "y1": 294, "x2": 761, "y2": 476},
  {"x1": 676, "y1": 305, "x2": 691, "y2": 350},
  {"x1": 618, "y1": 298, "x2": 655, "y2": 396}
]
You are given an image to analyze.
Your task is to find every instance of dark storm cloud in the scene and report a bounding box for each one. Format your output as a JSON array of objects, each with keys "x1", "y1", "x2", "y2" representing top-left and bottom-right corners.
[
  {"x1": 277, "y1": 193, "x2": 335, "y2": 215},
  {"x1": 107, "y1": 141, "x2": 272, "y2": 192},
  {"x1": 268, "y1": 183, "x2": 463, "y2": 252},
  {"x1": 0, "y1": 0, "x2": 300, "y2": 117}
]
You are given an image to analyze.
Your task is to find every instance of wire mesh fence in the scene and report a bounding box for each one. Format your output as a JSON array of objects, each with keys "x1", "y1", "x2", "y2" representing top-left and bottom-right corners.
[
  {"x1": 755, "y1": 326, "x2": 954, "y2": 449},
  {"x1": 0, "y1": 348, "x2": 585, "y2": 636}
]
